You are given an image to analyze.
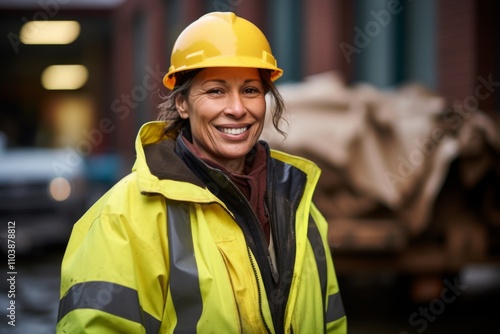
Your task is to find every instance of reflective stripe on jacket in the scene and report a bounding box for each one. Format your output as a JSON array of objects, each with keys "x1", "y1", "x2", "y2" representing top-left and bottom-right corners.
[{"x1": 56, "y1": 121, "x2": 347, "y2": 333}]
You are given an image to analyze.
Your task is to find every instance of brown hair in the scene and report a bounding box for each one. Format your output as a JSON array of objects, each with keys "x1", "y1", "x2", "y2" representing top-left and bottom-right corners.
[{"x1": 157, "y1": 69, "x2": 287, "y2": 139}]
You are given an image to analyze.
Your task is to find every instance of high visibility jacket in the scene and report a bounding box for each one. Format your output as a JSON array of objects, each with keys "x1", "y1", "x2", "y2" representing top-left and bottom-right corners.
[{"x1": 57, "y1": 121, "x2": 347, "y2": 333}]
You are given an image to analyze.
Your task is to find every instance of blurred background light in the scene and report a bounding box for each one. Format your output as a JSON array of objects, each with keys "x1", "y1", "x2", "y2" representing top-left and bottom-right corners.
[
  {"x1": 48, "y1": 177, "x2": 71, "y2": 201},
  {"x1": 41, "y1": 65, "x2": 88, "y2": 90},
  {"x1": 20, "y1": 20, "x2": 80, "y2": 45}
]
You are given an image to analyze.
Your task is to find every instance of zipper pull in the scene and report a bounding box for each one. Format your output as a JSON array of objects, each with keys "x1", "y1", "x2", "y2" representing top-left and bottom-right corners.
[
  {"x1": 268, "y1": 254, "x2": 279, "y2": 283},
  {"x1": 268, "y1": 234, "x2": 279, "y2": 283}
]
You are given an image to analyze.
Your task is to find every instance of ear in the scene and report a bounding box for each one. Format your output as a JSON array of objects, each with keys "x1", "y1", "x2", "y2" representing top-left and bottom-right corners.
[{"x1": 175, "y1": 95, "x2": 189, "y2": 119}]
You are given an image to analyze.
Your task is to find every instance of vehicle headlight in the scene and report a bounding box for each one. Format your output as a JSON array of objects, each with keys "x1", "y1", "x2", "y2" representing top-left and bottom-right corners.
[{"x1": 48, "y1": 177, "x2": 71, "y2": 201}]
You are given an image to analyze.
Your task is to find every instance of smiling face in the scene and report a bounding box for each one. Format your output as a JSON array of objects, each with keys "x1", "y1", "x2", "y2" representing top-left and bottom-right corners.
[{"x1": 176, "y1": 67, "x2": 267, "y2": 173}]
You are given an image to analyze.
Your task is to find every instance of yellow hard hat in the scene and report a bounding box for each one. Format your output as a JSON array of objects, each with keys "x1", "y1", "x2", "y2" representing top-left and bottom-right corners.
[{"x1": 163, "y1": 11, "x2": 283, "y2": 90}]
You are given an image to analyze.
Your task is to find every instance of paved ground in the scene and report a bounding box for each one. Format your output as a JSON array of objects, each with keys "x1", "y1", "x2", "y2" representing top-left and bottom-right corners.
[
  {"x1": 339, "y1": 270, "x2": 498, "y2": 334},
  {"x1": 0, "y1": 248, "x2": 62, "y2": 334}
]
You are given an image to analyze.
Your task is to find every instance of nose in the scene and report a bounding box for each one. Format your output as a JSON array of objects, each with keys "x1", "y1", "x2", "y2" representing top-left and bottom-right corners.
[{"x1": 223, "y1": 92, "x2": 247, "y2": 118}]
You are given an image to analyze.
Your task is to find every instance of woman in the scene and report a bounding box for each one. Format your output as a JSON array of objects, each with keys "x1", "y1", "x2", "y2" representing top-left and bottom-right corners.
[{"x1": 57, "y1": 12, "x2": 346, "y2": 333}]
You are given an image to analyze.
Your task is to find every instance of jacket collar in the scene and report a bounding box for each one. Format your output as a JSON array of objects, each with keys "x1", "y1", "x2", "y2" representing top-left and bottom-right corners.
[
  {"x1": 132, "y1": 121, "x2": 219, "y2": 203},
  {"x1": 131, "y1": 121, "x2": 321, "y2": 203}
]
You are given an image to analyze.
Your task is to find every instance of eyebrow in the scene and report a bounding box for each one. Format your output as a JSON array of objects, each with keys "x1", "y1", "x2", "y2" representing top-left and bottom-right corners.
[{"x1": 202, "y1": 78, "x2": 261, "y2": 85}]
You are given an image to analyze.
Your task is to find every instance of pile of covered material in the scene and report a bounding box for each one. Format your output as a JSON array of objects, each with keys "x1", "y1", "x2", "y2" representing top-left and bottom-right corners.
[{"x1": 262, "y1": 72, "x2": 500, "y2": 252}]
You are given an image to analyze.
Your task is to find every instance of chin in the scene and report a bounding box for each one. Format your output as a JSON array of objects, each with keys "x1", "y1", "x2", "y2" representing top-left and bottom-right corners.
[{"x1": 219, "y1": 146, "x2": 252, "y2": 159}]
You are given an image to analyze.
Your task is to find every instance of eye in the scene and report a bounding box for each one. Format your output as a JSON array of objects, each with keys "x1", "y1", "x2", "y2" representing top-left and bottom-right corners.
[
  {"x1": 242, "y1": 87, "x2": 262, "y2": 96},
  {"x1": 206, "y1": 88, "x2": 224, "y2": 95}
]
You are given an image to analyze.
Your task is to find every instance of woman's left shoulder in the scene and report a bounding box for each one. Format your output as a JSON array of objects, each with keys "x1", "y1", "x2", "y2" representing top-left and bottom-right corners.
[{"x1": 270, "y1": 149, "x2": 321, "y2": 175}]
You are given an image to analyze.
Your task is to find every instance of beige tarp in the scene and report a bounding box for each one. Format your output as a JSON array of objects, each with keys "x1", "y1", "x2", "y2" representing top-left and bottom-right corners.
[{"x1": 262, "y1": 72, "x2": 500, "y2": 245}]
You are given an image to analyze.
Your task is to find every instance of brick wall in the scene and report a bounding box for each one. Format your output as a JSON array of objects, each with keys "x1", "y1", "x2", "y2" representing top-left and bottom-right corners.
[
  {"x1": 437, "y1": 0, "x2": 476, "y2": 103},
  {"x1": 302, "y1": 0, "x2": 349, "y2": 79}
]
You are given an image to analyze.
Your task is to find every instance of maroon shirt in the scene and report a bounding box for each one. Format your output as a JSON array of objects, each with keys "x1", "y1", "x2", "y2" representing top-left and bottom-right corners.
[{"x1": 181, "y1": 136, "x2": 270, "y2": 245}]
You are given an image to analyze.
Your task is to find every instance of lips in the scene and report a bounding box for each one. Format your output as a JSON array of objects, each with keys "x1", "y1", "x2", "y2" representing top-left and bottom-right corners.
[{"x1": 217, "y1": 126, "x2": 249, "y2": 135}]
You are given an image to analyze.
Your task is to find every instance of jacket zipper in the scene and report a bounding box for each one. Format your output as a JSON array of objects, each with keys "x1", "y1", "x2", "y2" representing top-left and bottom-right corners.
[
  {"x1": 220, "y1": 174, "x2": 276, "y2": 332},
  {"x1": 221, "y1": 174, "x2": 279, "y2": 282},
  {"x1": 247, "y1": 245, "x2": 272, "y2": 334}
]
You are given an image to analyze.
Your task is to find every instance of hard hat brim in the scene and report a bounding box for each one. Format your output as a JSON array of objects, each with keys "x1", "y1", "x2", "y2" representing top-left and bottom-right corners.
[{"x1": 163, "y1": 57, "x2": 283, "y2": 90}]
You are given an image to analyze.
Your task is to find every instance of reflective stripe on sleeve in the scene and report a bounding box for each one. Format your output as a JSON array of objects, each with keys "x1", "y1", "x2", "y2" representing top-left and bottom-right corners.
[
  {"x1": 57, "y1": 281, "x2": 161, "y2": 333},
  {"x1": 307, "y1": 216, "x2": 346, "y2": 325},
  {"x1": 307, "y1": 216, "x2": 327, "y2": 304},
  {"x1": 326, "y1": 291, "x2": 345, "y2": 323},
  {"x1": 167, "y1": 200, "x2": 203, "y2": 333}
]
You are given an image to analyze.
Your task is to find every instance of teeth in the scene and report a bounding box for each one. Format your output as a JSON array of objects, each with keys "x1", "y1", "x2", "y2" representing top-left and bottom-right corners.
[{"x1": 219, "y1": 127, "x2": 248, "y2": 135}]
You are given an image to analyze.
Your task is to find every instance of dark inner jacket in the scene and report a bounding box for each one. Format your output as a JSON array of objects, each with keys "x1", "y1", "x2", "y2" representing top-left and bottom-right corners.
[
  {"x1": 143, "y1": 129, "x2": 308, "y2": 334},
  {"x1": 179, "y1": 131, "x2": 271, "y2": 245}
]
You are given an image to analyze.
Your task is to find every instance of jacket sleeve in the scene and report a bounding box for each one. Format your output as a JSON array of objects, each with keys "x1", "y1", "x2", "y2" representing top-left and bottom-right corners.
[
  {"x1": 310, "y1": 203, "x2": 347, "y2": 333},
  {"x1": 56, "y1": 176, "x2": 168, "y2": 334}
]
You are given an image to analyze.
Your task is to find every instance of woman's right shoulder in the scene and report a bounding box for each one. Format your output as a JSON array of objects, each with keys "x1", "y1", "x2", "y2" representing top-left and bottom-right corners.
[
  {"x1": 76, "y1": 171, "x2": 165, "y2": 226},
  {"x1": 96, "y1": 172, "x2": 140, "y2": 203}
]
